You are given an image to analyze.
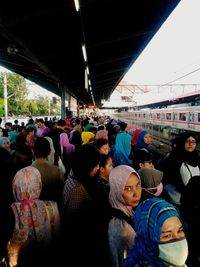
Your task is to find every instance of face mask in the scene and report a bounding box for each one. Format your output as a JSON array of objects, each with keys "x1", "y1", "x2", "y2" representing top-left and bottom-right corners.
[
  {"x1": 158, "y1": 238, "x2": 188, "y2": 266},
  {"x1": 143, "y1": 182, "x2": 163, "y2": 197},
  {"x1": 154, "y1": 183, "x2": 163, "y2": 196}
]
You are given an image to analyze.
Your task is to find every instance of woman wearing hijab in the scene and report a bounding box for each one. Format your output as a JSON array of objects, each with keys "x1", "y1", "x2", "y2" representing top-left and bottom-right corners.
[
  {"x1": 135, "y1": 130, "x2": 151, "y2": 151},
  {"x1": 162, "y1": 132, "x2": 200, "y2": 206},
  {"x1": 81, "y1": 131, "x2": 95, "y2": 144},
  {"x1": 95, "y1": 129, "x2": 108, "y2": 140},
  {"x1": 129, "y1": 129, "x2": 142, "y2": 161},
  {"x1": 7, "y1": 166, "x2": 60, "y2": 267},
  {"x1": 124, "y1": 198, "x2": 188, "y2": 267},
  {"x1": 59, "y1": 132, "x2": 75, "y2": 176},
  {"x1": 138, "y1": 168, "x2": 163, "y2": 201},
  {"x1": 60, "y1": 132, "x2": 75, "y2": 158},
  {"x1": 44, "y1": 136, "x2": 55, "y2": 165},
  {"x1": 112, "y1": 131, "x2": 132, "y2": 166},
  {"x1": 108, "y1": 165, "x2": 142, "y2": 267},
  {"x1": 0, "y1": 136, "x2": 14, "y2": 156}
]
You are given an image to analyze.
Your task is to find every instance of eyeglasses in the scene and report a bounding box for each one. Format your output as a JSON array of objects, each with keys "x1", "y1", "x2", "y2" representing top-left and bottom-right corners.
[{"x1": 185, "y1": 140, "x2": 196, "y2": 145}]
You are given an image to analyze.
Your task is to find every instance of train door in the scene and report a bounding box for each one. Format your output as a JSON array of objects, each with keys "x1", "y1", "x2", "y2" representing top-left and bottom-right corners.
[
  {"x1": 188, "y1": 112, "x2": 195, "y2": 131},
  {"x1": 197, "y1": 112, "x2": 200, "y2": 131},
  {"x1": 179, "y1": 111, "x2": 187, "y2": 130},
  {"x1": 172, "y1": 112, "x2": 178, "y2": 127}
]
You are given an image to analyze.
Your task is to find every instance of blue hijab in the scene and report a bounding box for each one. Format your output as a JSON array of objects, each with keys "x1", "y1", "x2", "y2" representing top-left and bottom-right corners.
[
  {"x1": 114, "y1": 131, "x2": 132, "y2": 165},
  {"x1": 124, "y1": 198, "x2": 181, "y2": 267},
  {"x1": 135, "y1": 130, "x2": 150, "y2": 150},
  {"x1": 0, "y1": 137, "x2": 10, "y2": 148}
]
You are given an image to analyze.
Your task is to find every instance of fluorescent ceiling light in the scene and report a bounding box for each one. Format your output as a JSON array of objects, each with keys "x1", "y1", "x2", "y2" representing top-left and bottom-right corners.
[
  {"x1": 82, "y1": 45, "x2": 87, "y2": 62},
  {"x1": 74, "y1": 0, "x2": 80, "y2": 12}
]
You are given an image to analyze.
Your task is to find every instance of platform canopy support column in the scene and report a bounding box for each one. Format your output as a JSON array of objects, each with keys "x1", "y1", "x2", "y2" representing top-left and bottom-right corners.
[{"x1": 61, "y1": 88, "x2": 66, "y2": 120}]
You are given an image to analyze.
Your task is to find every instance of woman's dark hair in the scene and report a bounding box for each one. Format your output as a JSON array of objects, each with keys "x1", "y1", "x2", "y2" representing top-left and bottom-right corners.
[
  {"x1": 71, "y1": 144, "x2": 100, "y2": 179},
  {"x1": 99, "y1": 154, "x2": 110, "y2": 168},
  {"x1": 70, "y1": 130, "x2": 83, "y2": 148},
  {"x1": 33, "y1": 137, "x2": 51, "y2": 158},
  {"x1": 25, "y1": 126, "x2": 35, "y2": 134},
  {"x1": 136, "y1": 149, "x2": 153, "y2": 164},
  {"x1": 95, "y1": 138, "x2": 108, "y2": 150},
  {"x1": 97, "y1": 125, "x2": 105, "y2": 131}
]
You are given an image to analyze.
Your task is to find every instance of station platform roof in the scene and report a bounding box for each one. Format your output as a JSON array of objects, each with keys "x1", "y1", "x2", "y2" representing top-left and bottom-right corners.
[{"x1": 0, "y1": 0, "x2": 180, "y2": 106}]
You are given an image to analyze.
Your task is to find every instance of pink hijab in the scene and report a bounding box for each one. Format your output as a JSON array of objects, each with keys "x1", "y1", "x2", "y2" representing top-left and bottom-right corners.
[
  {"x1": 109, "y1": 165, "x2": 141, "y2": 218},
  {"x1": 60, "y1": 132, "x2": 75, "y2": 156},
  {"x1": 95, "y1": 129, "x2": 108, "y2": 140}
]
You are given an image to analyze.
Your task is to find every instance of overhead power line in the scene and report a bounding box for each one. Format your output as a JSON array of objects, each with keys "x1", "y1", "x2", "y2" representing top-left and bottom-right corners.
[{"x1": 159, "y1": 66, "x2": 200, "y2": 88}]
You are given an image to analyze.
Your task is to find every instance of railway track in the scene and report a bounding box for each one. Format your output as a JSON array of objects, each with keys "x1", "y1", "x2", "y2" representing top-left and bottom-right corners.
[{"x1": 150, "y1": 136, "x2": 172, "y2": 157}]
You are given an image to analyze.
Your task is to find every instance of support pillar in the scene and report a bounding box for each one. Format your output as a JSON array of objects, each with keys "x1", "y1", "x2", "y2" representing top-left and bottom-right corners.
[
  {"x1": 61, "y1": 88, "x2": 66, "y2": 120},
  {"x1": 3, "y1": 72, "x2": 8, "y2": 122},
  {"x1": 77, "y1": 99, "x2": 80, "y2": 117},
  {"x1": 68, "y1": 93, "x2": 71, "y2": 112}
]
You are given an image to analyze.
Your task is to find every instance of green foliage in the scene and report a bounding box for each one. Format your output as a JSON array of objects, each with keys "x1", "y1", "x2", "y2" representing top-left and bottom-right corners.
[
  {"x1": 0, "y1": 72, "x2": 27, "y2": 99},
  {"x1": 0, "y1": 98, "x2": 4, "y2": 116},
  {"x1": 0, "y1": 72, "x2": 28, "y2": 115},
  {"x1": 0, "y1": 71, "x2": 61, "y2": 116}
]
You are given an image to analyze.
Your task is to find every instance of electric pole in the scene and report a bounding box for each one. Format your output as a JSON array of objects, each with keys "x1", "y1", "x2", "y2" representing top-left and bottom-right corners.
[{"x1": 3, "y1": 72, "x2": 8, "y2": 122}]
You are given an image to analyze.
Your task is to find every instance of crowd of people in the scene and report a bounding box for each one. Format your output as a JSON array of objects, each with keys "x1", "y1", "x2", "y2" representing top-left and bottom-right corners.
[{"x1": 0, "y1": 114, "x2": 199, "y2": 267}]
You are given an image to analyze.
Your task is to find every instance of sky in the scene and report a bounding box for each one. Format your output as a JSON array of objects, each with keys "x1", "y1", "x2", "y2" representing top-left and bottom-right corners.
[
  {"x1": 123, "y1": 0, "x2": 200, "y2": 86},
  {"x1": 26, "y1": 82, "x2": 58, "y2": 100}
]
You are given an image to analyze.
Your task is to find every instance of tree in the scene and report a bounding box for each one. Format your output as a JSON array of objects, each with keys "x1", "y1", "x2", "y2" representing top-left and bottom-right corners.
[
  {"x1": 0, "y1": 72, "x2": 28, "y2": 115},
  {"x1": 0, "y1": 71, "x2": 61, "y2": 117},
  {"x1": 0, "y1": 98, "x2": 4, "y2": 116}
]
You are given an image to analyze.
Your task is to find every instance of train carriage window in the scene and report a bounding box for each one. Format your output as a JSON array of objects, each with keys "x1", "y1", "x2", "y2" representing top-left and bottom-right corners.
[
  {"x1": 179, "y1": 113, "x2": 186, "y2": 121},
  {"x1": 166, "y1": 113, "x2": 172, "y2": 120},
  {"x1": 157, "y1": 113, "x2": 161, "y2": 119},
  {"x1": 173, "y1": 112, "x2": 178, "y2": 121},
  {"x1": 143, "y1": 113, "x2": 146, "y2": 118},
  {"x1": 189, "y1": 113, "x2": 194, "y2": 122},
  {"x1": 198, "y1": 113, "x2": 200, "y2": 122}
]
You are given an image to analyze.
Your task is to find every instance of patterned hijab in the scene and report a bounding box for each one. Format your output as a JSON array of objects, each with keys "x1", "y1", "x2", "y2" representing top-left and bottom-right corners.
[
  {"x1": 124, "y1": 198, "x2": 181, "y2": 267},
  {"x1": 11, "y1": 166, "x2": 60, "y2": 245},
  {"x1": 109, "y1": 165, "x2": 140, "y2": 218}
]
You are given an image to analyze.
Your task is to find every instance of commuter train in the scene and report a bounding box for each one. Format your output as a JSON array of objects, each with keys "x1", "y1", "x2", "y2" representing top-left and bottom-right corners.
[{"x1": 112, "y1": 105, "x2": 200, "y2": 142}]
